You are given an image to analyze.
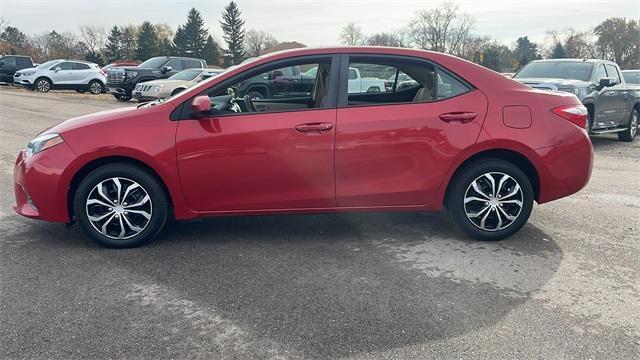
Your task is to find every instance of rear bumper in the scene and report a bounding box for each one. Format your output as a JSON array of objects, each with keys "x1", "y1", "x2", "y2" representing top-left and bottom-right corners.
[
  {"x1": 13, "y1": 142, "x2": 77, "y2": 223},
  {"x1": 535, "y1": 130, "x2": 593, "y2": 204}
]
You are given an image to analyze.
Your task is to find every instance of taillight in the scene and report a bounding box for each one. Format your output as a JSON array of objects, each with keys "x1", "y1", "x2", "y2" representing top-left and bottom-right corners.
[{"x1": 552, "y1": 104, "x2": 588, "y2": 129}]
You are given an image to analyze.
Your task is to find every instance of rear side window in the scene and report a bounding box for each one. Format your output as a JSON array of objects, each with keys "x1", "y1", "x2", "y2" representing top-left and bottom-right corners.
[
  {"x1": 73, "y1": 63, "x2": 90, "y2": 70},
  {"x1": 182, "y1": 59, "x2": 203, "y2": 69},
  {"x1": 604, "y1": 64, "x2": 621, "y2": 83},
  {"x1": 17, "y1": 57, "x2": 31, "y2": 67},
  {"x1": 344, "y1": 56, "x2": 470, "y2": 106}
]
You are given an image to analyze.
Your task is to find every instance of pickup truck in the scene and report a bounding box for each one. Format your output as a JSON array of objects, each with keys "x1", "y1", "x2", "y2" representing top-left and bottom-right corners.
[
  {"x1": 0, "y1": 55, "x2": 33, "y2": 83},
  {"x1": 303, "y1": 66, "x2": 386, "y2": 93},
  {"x1": 514, "y1": 59, "x2": 639, "y2": 142},
  {"x1": 106, "y1": 56, "x2": 206, "y2": 101}
]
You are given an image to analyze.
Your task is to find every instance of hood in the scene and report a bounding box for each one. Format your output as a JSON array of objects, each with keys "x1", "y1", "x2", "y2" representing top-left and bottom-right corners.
[
  {"x1": 514, "y1": 78, "x2": 591, "y2": 88},
  {"x1": 16, "y1": 67, "x2": 37, "y2": 73},
  {"x1": 48, "y1": 106, "x2": 142, "y2": 135}
]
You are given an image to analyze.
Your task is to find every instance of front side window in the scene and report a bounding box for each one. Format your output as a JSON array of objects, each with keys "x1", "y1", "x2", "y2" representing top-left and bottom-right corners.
[
  {"x1": 623, "y1": 71, "x2": 640, "y2": 84},
  {"x1": 604, "y1": 64, "x2": 621, "y2": 83},
  {"x1": 169, "y1": 69, "x2": 202, "y2": 81},
  {"x1": 165, "y1": 59, "x2": 184, "y2": 71},
  {"x1": 55, "y1": 62, "x2": 74, "y2": 71},
  {"x1": 594, "y1": 64, "x2": 607, "y2": 83},
  {"x1": 344, "y1": 57, "x2": 470, "y2": 106},
  {"x1": 182, "y1": 59, "x2": 203, "y2": 69},
  {"x1": 196, "y1": 59, "x2": 333, "y2": 116}
]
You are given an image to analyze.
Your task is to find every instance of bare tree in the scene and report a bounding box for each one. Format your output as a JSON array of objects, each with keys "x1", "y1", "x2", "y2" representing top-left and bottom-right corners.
[
  {"x1": 79, "y1": 25, "x2": 107, "y2": 53},
  {"x1": 244, "y1": 29, "x2": 278, "y2": 57},
  {"x1": 408, "y1": 1, "x2": 474, "y2": 55},
  {"x1": 340, "y1": 22, "x2": 364, "y2": 46},
  {"x1": 544, "y1": 28, "x2": 596, "y2": 59},
  {"x1": 594, "y1": 18, "x2": 639, "y2": 68},
  {"x1": 366, "y1": 32, "x2": 406, "y2": 47}
]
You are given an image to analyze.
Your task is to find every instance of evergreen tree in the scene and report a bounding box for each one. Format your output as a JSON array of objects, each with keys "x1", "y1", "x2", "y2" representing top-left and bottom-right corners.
[
  {"x1": 0, "y1": 26, "x2": 27, "y2": 50},
  {"x1": 121, "y1": 27, "x2": 137, "y2": 60},
  {"x1": 136, "y1": 21, "x2": 159, "y2": 60},
  {"x1": 550, "y1": 42, "x2": 567, "y2": 58},
  {"x1": 220, "y1": 1, "x2": 245, "y2": 65},
  {"x1": 105, "y1": 26, "x2": 122, "y2": 62},
  {"x1": 174, "y1": 8, "x2": 208, "y2": 57},
  {"x1": 159, "y1": 37, "x2": 175, "y2": 56},
  {"x1": 513, "y1": 36, "x2": 540, "y2": 69},
  {"x1": 85, "y1": 50, "x2": 105, "y2": 66},
  {"x1": 202, "y1": 35, "x2": 221, "y2": 66}
]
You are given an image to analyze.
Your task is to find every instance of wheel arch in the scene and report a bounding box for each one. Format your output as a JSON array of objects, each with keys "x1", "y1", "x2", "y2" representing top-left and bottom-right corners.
[
  {"x1": 34, "y1": 76, "x2": 53, "y2": 85},
  {"x1": 66, "y1": 156, "x2": 175, "y2": 221},
  {"x1": 443, "y1": 148, "x2": 541, "y2": 206}
]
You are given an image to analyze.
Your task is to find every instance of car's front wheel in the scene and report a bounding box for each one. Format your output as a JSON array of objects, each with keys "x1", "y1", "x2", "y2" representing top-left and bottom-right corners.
[
  {"x1": 618, "y1": 108, "x2": 638, "y2": 142},
  {"x1": 35, "y1": 77, "x2": 51, "y2": 92},
  {"x1": 446, "y1": 159, "x2": 534, "y2": 241},
  {"x1": 73, "y1": 163, "x2": 168, "y2": 248}
]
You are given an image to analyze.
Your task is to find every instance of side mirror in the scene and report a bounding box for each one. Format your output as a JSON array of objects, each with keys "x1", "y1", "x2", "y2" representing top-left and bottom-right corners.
[
  {"x1": 54, "y1": 67, "x2": 61, "y2": 72},
  {"x1": 191, "y1": 95, "x2": 211, "y2": 117},
  {"x1": 598, "y1": 77, "x2": 616, "y2": 89},
  {"x1": 270, "y1": 70, "x2": 284, "y2": 80},
  {"x1": 161, "y1": 65, "x2": 172, "y2": 74}
]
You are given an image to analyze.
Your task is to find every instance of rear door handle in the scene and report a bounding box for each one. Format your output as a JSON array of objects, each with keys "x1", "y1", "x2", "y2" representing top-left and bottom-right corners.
[
  {"x1": 294, "y1": 122, "x2": 334, "y2": 134},
  {"x1": 439, "y1": 112, "x2": 477, "y2": 123}
]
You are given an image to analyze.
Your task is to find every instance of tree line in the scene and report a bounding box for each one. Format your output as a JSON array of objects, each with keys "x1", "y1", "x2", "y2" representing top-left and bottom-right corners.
[
  {"x1": 340, "y1": 2, "x2": 639, "y2": 71},
  {"x1": 0, "y1": 1, "x2": 278, "y2": 67}
]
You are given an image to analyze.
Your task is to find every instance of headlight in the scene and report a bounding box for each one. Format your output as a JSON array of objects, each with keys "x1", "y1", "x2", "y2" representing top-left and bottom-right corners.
[
  {"x1": 26, "y1": 133, "x2": 64, "y2": 157},
  {"x1": 154, "y1": 85, "x2": 163, "y2": 92},
  {"x1": 22, "y1": 71, "x2": 36, "y2": 76},
  {"x1": 125, "y1": 71, "x2": 138, "y2": 79}
]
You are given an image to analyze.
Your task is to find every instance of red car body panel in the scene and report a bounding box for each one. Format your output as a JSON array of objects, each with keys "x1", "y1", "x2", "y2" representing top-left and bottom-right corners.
[{"x1": 13, "y1": 47, "x2": 593, "y2": 224}]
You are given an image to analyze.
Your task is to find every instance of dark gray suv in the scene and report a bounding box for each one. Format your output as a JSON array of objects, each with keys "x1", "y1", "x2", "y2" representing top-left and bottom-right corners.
[{"x1": 514, "y1": 59, "x2": 639, "y2": 142}]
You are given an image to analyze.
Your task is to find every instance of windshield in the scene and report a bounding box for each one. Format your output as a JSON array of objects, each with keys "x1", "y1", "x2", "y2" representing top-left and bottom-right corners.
[
  {"x1": 169, "y1": 69, "x2": 202, "y2": 81},
  {"x1": 515, "y1": 62, "x2": 594, "y2": 81},
  {"x1": 37, "y1": 60, "x2": 60, "y2": 69},
  {"x1": 138, "y1": 57, "x2": 168, "y2": 68}
]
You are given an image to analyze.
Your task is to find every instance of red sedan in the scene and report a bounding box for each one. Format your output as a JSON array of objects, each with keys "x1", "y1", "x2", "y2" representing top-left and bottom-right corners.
[{"x1": 13, "y1": 47, "x2": 593, "y2": 248}]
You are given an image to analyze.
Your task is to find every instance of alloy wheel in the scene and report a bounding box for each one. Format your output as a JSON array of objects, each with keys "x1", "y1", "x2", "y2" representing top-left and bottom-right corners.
[
  {"x1": 36, "y1": 79, "x2": 50, "y2": 92},
  {"x1": 85, "y1": 177, "x2": 153, "y2": 240},
  {"x1": 463, "y1": 172, "x2": 524, "y2": 232},
  {"x1": 89, "y1": 82, "x2": 102, "y2": 94},
  {"x1": 631, "y1": 112, "x2": 638, "y2": 138}
]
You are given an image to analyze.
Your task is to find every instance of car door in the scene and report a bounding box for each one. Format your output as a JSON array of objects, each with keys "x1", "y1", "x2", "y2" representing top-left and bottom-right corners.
[
  {"x1": 175, "y1": 55, "x2": 339, "y2": 212},
  {"x1": 72, "y1": 62, "x2": 92, "y2": 84},
  {"x1": 335, "y1": 55, "x2": 487, "y2": 207},
  {"x1": 164, "y1": 59, "x2": 183, "y2": 77},
  {"x1": 50, "y1": 62, "x2": 75, "y2": 84},
  {"x1": 603, "y1": 64, "x2": 629, "y2": 125},
  {"x1": 0, "y1": 57, "x2": 17, "y2": 82}
]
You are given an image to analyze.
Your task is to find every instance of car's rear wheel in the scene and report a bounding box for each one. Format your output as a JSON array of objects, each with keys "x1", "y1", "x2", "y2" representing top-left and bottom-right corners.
[
  {"x1": 88, "y1": 80, "x2": 104, "y2": 95},
  {"x1": 73, "y1": 163, "x2": 168, "y2": 248},
  {"x1": 35, "y1": 78, "x2": 51, "y2": 93},
  {"x1": 446, "y1": 159, "x2": 534, "y2": 241},
  {"x1": 618, "y1": 109, "x2": 638, "y2": 142}
]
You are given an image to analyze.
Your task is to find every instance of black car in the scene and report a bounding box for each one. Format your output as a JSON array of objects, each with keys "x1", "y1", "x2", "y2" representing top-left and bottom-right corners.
[
  {"x1": 235, "y1": 65, "x2": 315, "y2": 100},
  {"x1": 0, "y1": 55, "x2": 33, "y2": 83},
  {"x1": 105, "y1": 56, "x2": 206, "y2": 101}
]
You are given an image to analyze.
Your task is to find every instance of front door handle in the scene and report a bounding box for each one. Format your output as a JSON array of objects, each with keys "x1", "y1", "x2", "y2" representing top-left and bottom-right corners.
[
  {"x1": 294, "y1": 122, "x2": 334, "y2": 134},
  {"x1": 439, "y1": 112, "x2": 477, "y2": 123}
]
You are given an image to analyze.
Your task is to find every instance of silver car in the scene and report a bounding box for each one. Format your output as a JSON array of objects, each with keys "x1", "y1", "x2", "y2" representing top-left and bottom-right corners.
[{"x1": 132, "y1": 69, "x2": 223, "y2": 101}]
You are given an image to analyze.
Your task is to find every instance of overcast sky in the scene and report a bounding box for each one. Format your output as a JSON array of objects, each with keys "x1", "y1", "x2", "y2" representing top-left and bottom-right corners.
[{"x1": 1, "y1": 0, "x2": 638, "y2": 46}]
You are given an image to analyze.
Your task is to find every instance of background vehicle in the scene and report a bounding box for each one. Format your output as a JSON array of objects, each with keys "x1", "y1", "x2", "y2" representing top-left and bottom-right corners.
[
  {"x1": 101, "y1": 61, "x2": 139, "y2": 73},
  {"x1": 13, "y1": 47, "x2": 593, "y2": 248},
  {"x1": 13, "y1": 59, "x2": 106, "y2": 94},
  {"x1": 106, "y1": 56, "x2": 206, "y2": 101},
  {"x1": 235, "y1": 65, "x2": 314, "y2": 100},
  {"x1": 132, "y1": 68, "x2": 223, "y2": 101},
  {"x1": 305, "y1": 66, "x2": 388, "y2": 93},
  {"x1": 0, "y1": 55, "x2": 33, "y2": 83},
  {"x1": 514, "y1": 59, "x2": 639, "y2": 141},
  {"x1": 621, "y1": 70, "x2": 640, "y2": 86}
]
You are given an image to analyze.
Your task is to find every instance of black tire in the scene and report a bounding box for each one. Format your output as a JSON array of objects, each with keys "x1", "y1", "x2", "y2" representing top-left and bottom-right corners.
[
  {"x1": 88, "y1": 80, "x2": 104, "y2": 95},
  {"x1": 366, "y1": 86, "x2": 381, "y2": 93},
  {"x1": 618, "y1": 109, "x2": 638, "y2": 142},
  {"x1": 585, "y1": 111, "x2": 592, "y2": 134},
  {"x1": 446, "y1": 159, "x2": 534, "y2": 241},
  {"x1": 171, "y1": 88, "x2": 185, "y2": 96},
  {"x1": 73, "y1": 163, "x2": 168, "y2": 248},
  {"x1": 34, "y1": 77, "x2": 51, "y2": 93},
  {"x1": 114, "y1": 94, "x2": 131, "y2": 102}
]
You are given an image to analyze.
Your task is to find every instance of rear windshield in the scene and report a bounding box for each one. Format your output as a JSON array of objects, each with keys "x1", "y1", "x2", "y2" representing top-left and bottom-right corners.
[
  {"x1": 515, "y1": 62, "x2": 594, "y2": 81},
  {"x1": 169, "y1": 69, "x2": 202, "y2": 81}
]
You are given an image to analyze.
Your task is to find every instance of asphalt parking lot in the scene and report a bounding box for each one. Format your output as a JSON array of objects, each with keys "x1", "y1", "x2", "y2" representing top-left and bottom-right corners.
[{"x1": 0, "y1": 87, "x2": 639, "y2": 359}]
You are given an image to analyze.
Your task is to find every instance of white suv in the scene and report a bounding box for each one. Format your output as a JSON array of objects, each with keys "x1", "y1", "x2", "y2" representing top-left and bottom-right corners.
[{"x1": 14, "y1": 59, "x2": 106, "y2": 94}]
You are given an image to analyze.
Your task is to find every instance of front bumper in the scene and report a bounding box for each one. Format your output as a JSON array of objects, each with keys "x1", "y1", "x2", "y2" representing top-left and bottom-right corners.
[
  {"x1": 13, "y1": 142, "x2": 77, "y2": 223},
  {"x1": 13, "y1": 73, "x2": 37, "y2": 86},
  {"x1": 106, "y1": 81, "x2": 135, "y2": 96}
]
